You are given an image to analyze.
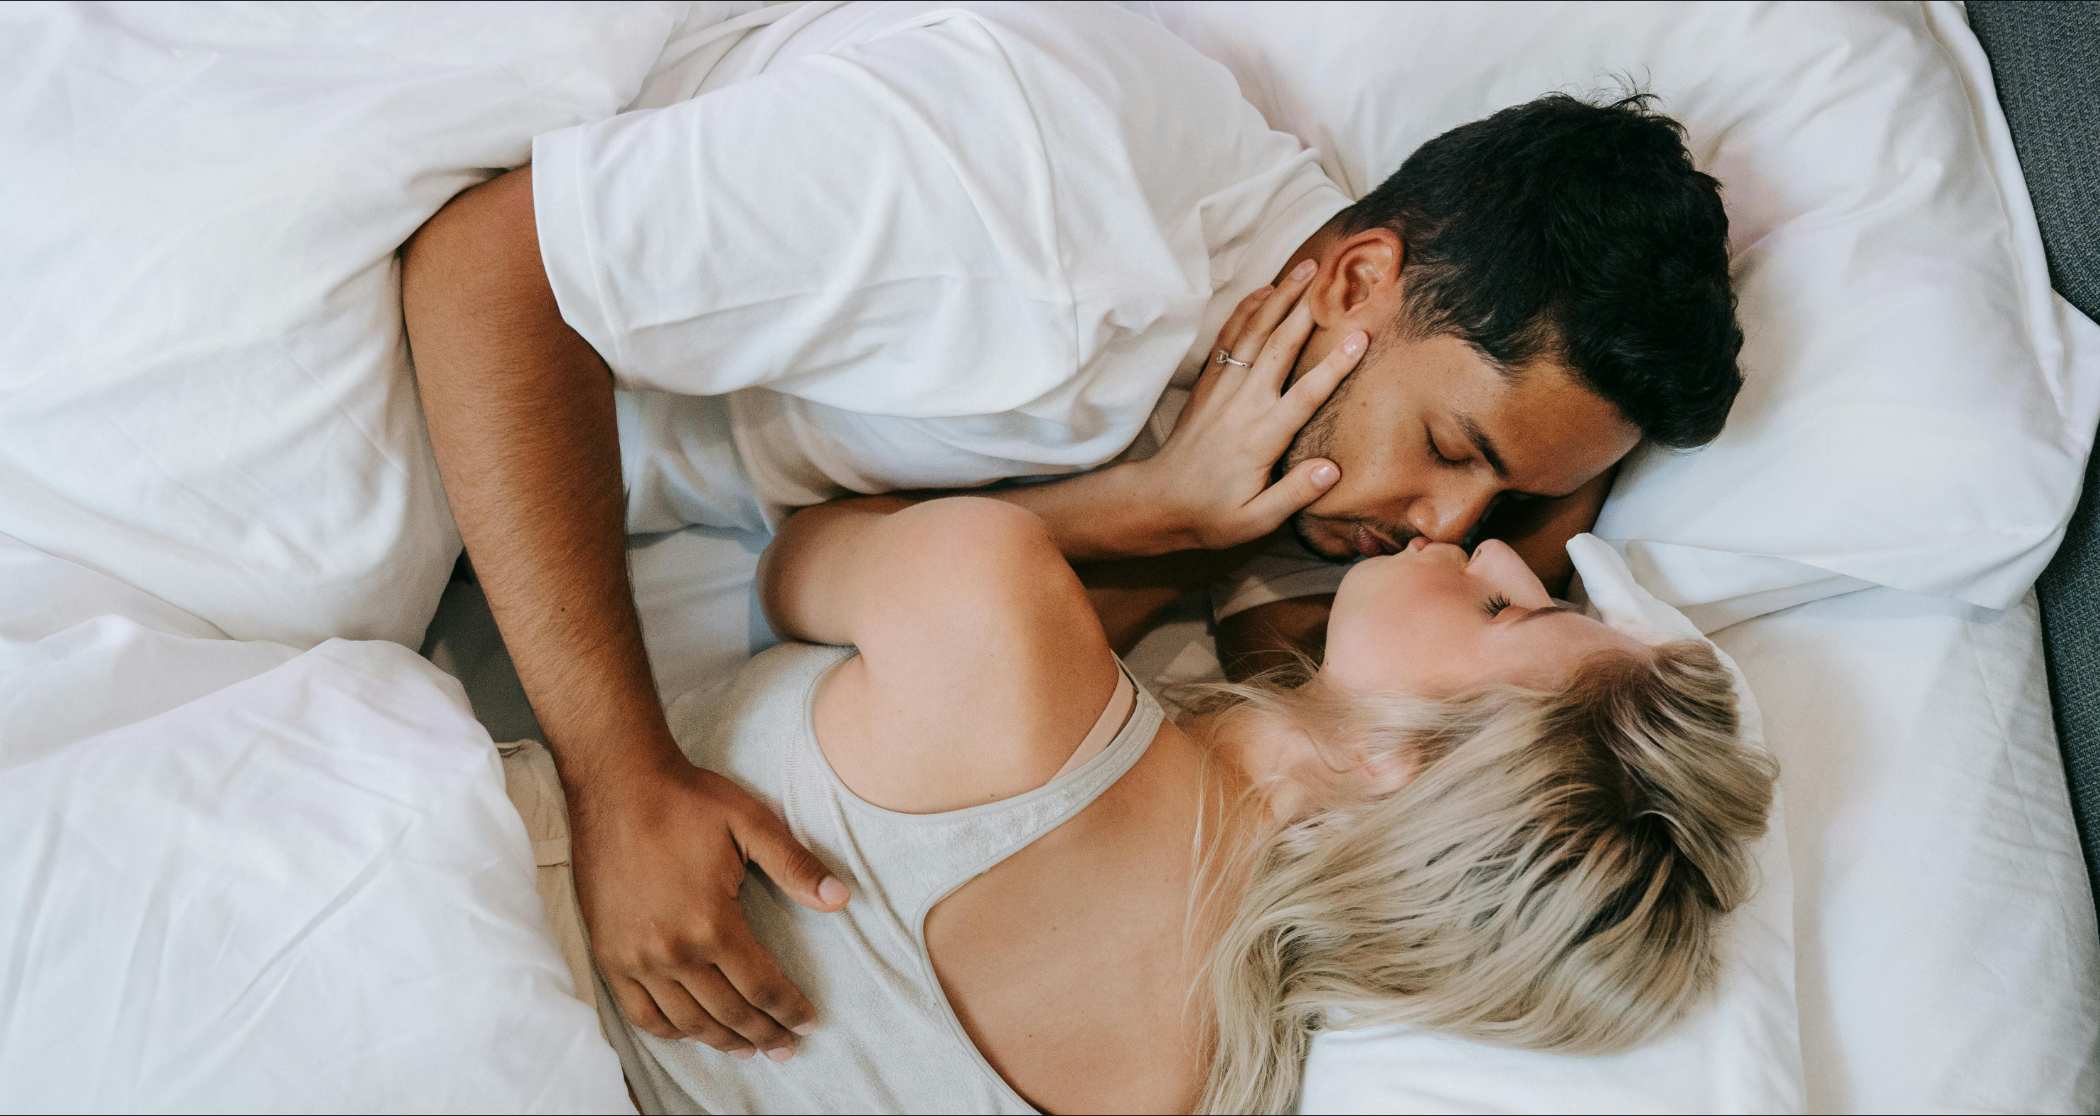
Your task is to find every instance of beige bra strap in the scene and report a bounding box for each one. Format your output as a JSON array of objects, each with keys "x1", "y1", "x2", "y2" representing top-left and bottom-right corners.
[{"x1": 1051, "y1": 664, "x2": 1137, "y2": 782}]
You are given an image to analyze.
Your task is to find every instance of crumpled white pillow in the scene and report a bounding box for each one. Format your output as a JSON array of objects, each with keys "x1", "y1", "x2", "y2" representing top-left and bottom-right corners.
[
  {"x1": 1140, "y1": 0, "x2": 2100, "y2": 629},
  {"x1": 1301, "y1": 534, "x2": 1802, "y2": 1113},
  {"x1": 0, "y1": 2, "x2": 685, "y2": 648}
]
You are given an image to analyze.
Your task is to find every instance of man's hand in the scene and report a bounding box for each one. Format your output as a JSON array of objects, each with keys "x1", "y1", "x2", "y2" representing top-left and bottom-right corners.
[
  {"x1": 400, "y1": 165, "x2": 843, "y2": 1061},
  {"x1": 1129, "y1": 261, "x2": 1365, "y2": 552},
  {"x1": 570, "y1": 761, "x2": 848, "y2": 1061}
]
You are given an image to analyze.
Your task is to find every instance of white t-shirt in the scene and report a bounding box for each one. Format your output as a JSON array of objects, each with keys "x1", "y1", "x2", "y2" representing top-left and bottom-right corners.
[{"x1": 533, "y1": 0, "x2": 1348, "y2": 538}]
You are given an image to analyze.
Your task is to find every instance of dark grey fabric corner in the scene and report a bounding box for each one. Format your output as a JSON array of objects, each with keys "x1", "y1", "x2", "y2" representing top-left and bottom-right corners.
[{"x1": 1965, "y1": 0, "x2": 2100, "y2": 920}]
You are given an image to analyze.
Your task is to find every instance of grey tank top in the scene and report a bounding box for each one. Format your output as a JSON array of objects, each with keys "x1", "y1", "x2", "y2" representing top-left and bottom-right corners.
[{"x1": 600, "y1": 641, "x2": 1166, "y2": 1115}]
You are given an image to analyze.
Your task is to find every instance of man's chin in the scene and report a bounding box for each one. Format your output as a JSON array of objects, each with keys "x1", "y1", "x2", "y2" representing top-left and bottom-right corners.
[{"x1": 1288, "y1": 514, "x2": 1360, "y2": 563}]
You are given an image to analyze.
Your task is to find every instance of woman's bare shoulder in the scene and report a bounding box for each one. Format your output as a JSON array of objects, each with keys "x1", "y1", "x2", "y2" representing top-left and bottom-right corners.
[{"x1": 811, "y1": 499, "x2": 1121, "y2": 814}]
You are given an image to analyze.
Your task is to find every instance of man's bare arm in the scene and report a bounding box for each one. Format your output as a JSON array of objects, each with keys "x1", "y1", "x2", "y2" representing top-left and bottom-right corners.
[
  {"x1": 1078, "y1": 543, "x2": 1269, "y2": 656},
  {"x1": 401, "y1": 167, "x2": 841, "y2": 1062},
  {"x1": 1213, "y1": 467, "x2": 1618, "y2": 681},
  {"x1": 1217, "y1": 594, "x2": 1336, "y2": 681}
]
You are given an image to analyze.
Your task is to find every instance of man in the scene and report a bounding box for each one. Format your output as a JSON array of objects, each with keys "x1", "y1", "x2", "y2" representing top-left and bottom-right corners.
[{"x1": 401, "y1": 0, "x2": 1739, "y2": 1068}]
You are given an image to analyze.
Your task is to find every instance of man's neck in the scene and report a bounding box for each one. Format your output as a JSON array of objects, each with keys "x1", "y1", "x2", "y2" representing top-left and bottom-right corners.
[{"x1": 1275, "y1": 211, "x2": 1351, "y2": 286}]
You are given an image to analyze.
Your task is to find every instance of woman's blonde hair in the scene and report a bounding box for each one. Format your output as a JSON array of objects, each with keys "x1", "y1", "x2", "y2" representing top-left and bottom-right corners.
[{"x1": 1188, "y1": 640, "x2": 1775, "y2": 1114}]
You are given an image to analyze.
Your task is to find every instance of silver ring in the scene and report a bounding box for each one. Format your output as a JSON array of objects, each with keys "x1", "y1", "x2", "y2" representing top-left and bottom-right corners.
[{"x1": 1214, "y1": 349, "x2": 1251, "y2": 367}]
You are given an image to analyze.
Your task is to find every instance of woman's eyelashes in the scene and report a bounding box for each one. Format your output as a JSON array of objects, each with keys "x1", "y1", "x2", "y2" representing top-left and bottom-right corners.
[{"x1": 1481, "y1": 594, "x2": 1512, "y2": 619}]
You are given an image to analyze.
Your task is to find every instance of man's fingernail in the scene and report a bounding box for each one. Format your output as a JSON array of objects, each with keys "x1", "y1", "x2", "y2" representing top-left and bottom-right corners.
[
  {"x1": 1343, "y1": 331, "x2": 1367, "y2": 355},
  {"x1": 1311, "y1": 463, "x2": 1339, "y2": 486},
  {"x1": 1291, "y1": 259, "x2": 1317, "y2": 280},
  {"x1": 766, "y1": 1046, "x2": 794, "y2": 1062},
  {"x1": 818, "y1": 877, "x2": 848, "y2": 905},
  {"x1": 792, "y1": 1022, "x2": 817, "y2": 1036},
  {"x1": 730, "y1": 1046, "x2": 756, "y2": 1060}
]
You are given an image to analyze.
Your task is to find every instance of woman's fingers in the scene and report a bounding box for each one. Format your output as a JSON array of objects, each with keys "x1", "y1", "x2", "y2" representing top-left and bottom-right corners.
[
  {"x1": 1230, "y1": 258, "x2": 1318, "y2": 365},
  {"x1": 1251, "y1": 301, "x2": 1317, "y2": 394},
  {"x1": 1212, "y1": 284, "x2": 1274, "y2": 358},
  {"x1": 1190, "y1": 285, "x2": 1276, "y2": 408},
  {"x1": 1235, "y1": 457, "x2": 1342, "y2": 538},
  {"x1": 1273, "y1": 330, "x2": 1367, "y2": 434}
]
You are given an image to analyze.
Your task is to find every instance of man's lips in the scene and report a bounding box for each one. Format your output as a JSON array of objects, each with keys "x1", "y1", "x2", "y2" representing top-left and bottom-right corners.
[{"x1": 1351, "y1": 523, "x2": 1402, "y2": 557}]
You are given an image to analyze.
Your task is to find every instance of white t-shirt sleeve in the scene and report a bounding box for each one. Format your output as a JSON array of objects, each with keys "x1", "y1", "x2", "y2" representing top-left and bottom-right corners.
[
  {"x1": 1210, "y1": 534, "x2": 1355, "y2": 621},
  {"x1": 531, "y1": 15, "x2": 1087, "y2": 418}
]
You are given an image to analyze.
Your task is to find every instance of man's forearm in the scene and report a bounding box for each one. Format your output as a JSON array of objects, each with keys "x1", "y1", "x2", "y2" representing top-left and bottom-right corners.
[
  {"x1": 1216, "y1": 594, "x2": 1333, "y2": 681},
  {"x1": 402, "y1": 167, "x2": 680, "y2": 789}
]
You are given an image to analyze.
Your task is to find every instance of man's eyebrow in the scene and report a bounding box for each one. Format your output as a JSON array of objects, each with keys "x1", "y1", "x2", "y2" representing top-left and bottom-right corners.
[{"x1": 1455, "y1": 414, "x2": 1509, "y2": 478}]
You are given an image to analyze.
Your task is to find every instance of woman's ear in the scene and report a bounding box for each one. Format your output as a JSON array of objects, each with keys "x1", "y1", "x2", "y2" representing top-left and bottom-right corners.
[
  {"x1": 1357, "y1": 744, "x2": 1418, "y2": 796},
  {"x1": 1309, "y1": 228, "x2": 1404, "y2": 329}
]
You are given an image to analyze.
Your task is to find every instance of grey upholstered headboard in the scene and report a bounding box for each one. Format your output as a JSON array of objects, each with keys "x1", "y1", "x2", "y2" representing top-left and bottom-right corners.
[{"x1": 1965, "y1": 1, "x2": 2100, "y2": 920}]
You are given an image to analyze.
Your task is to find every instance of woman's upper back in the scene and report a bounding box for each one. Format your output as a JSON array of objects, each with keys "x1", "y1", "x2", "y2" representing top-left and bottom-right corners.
[{"x1": 608, "y1": 636, "x2": 1209, "y2": 1114}]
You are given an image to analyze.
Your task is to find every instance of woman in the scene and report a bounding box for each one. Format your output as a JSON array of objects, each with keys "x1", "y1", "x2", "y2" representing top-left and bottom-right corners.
[{"x1": 547, "y1": 487, "x2": 1774, "y2": 1114}]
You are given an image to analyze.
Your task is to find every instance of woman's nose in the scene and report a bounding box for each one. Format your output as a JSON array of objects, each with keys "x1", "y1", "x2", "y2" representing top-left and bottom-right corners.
[{"x1": 1467, "y1": 539, "x2": 1555, "y2": 608}]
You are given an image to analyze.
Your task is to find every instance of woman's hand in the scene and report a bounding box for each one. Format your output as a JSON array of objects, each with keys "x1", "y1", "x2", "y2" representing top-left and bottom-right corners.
[
  {"x1": 1131, "y1": 260, "x2": 1367, "y2": 552},
  {"x1": 842, "y1": 262, "x2": 1365, "y2": 563}
]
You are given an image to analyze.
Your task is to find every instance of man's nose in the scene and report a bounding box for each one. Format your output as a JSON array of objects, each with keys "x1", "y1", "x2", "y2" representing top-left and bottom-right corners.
[{"x1": 1407, "y1": 485, "x2": 1498, "y2": 544}]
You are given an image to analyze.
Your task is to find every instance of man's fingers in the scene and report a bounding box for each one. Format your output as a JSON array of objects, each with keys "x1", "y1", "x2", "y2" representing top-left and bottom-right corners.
[
  {"x1": 1275, "y1": 330, "x2": 1366, "y2": 430},
  {"x1": 739, "y1": 806, "x2": 849, "y2": 915},
  {"x1": 617, "y1": 974, "x2": 753, "y2": 1057},
  {"x1": 1238, "y1": 458, "x2": 1342, "y2": 535},
  {"x1": 684, "y1": 966, "x2": 799, "y2": 1060},
  {"x1": 640, "y1": 976, "x2": 756, "y2": 1056},
  {"x1": 714, "y1": 928, "x2": 820, "y2": 1037},
  {"x1": 611, "y1": 976, "x2": 683, "y2": 1041}
]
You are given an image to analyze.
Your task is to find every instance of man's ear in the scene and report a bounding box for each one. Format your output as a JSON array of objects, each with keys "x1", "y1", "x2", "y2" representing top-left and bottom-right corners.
[{"x1": 1309, "y1": 227, "x2": 1404, "y2": 329}]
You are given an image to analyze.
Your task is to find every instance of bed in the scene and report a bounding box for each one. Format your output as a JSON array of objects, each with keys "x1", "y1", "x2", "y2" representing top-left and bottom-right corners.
[{"x1": 3, "y1": 2, "x2": 2096, "y2": 1112}]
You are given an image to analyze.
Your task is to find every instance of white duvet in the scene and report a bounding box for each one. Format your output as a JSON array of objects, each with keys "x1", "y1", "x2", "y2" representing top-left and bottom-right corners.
[{"x1": 0, "y1": 532, "x2": 629, "y2": 1113}]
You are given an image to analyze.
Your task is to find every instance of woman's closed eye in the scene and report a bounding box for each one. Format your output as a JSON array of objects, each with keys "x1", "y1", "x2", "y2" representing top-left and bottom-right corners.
[{"x1": 1481, "y1": 593, "x2": 1512, "y2": 619}]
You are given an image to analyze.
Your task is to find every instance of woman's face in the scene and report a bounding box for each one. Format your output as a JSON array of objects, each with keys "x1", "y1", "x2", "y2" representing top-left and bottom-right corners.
[{"x1": 1322, "y1": 538, "x2": 1648, "y2": 697}]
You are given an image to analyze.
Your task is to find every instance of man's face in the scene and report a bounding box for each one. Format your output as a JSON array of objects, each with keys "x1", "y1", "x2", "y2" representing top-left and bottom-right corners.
[{"x1": 1280, "y1": 325, "x2": 1640, "y2": 561}]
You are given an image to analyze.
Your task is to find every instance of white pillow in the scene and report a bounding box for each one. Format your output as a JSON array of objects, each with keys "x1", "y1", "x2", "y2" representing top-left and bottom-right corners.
[
  {"x1": 1298, "y1": 535, "x2": 1803, "y2": 1113},
  {"x1": 0, "y1": 2, "x2": 684, "y2": 648},
  {"x1": 0, "y1": 535, "x2": 625, "y2": 1113},
  {"x1": 1138, "y1": 0, "x2": 2100, "y2": 627}
]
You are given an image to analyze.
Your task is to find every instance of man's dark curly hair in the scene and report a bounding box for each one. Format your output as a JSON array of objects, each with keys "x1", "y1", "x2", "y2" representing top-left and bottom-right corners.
[{"x1": 1343, "y1": 91, "x2": 1742, "y2": 448}]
